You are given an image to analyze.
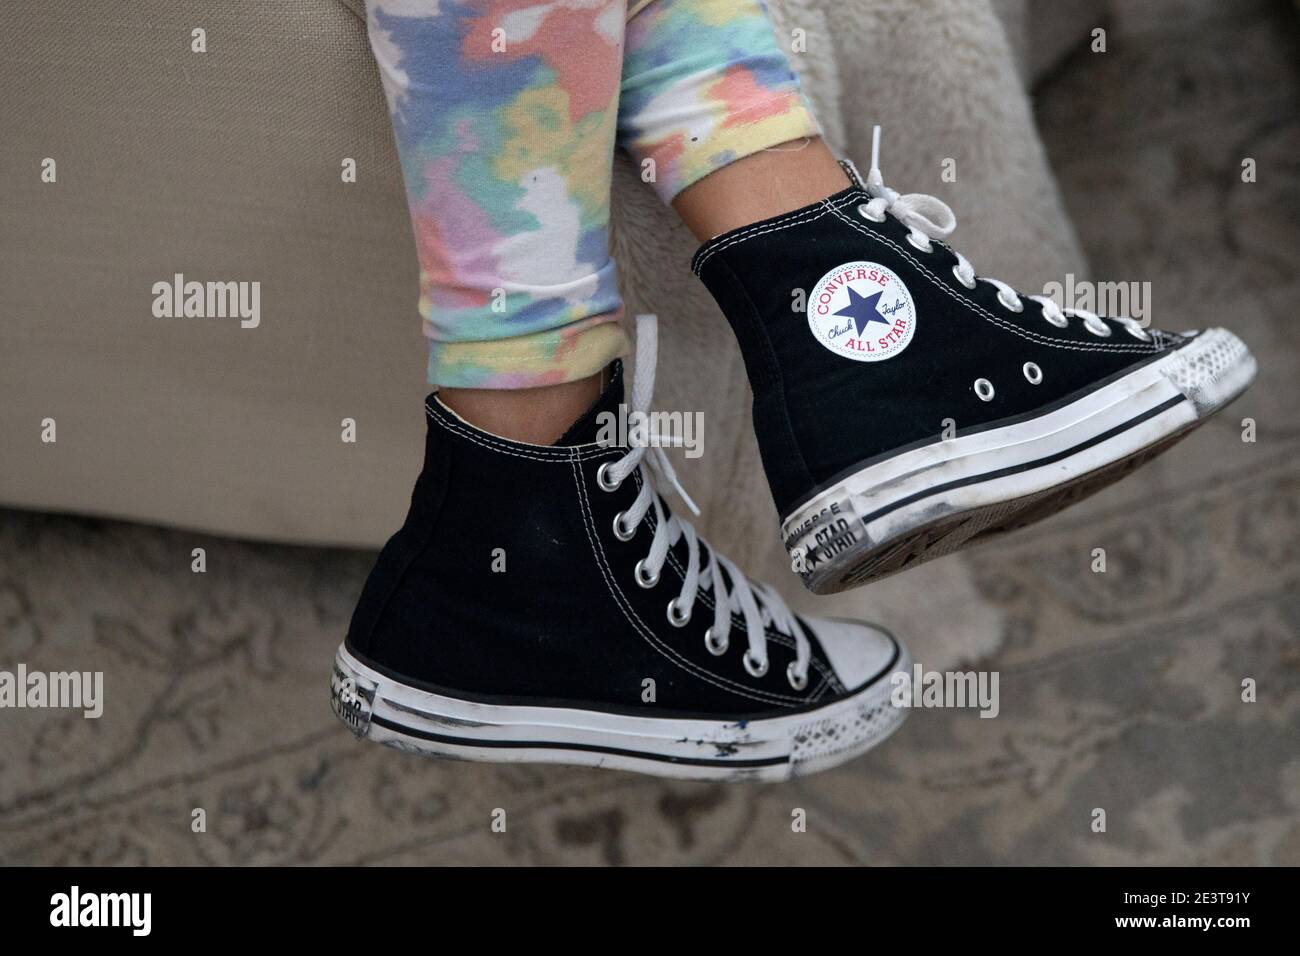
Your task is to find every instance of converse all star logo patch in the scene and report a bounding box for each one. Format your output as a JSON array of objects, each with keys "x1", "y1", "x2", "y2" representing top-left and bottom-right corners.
[{"x1": 807, "y1": 260, "x2": 916, "y2": 362}]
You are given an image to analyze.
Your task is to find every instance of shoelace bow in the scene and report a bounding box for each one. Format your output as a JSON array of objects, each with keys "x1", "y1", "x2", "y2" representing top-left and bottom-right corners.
[
  {"x1": 601, "y1": 315, "x2": 811, "y2": 687},
  {"x1": 857, "y1": 126, "x2": 1148, "y2": 340}
]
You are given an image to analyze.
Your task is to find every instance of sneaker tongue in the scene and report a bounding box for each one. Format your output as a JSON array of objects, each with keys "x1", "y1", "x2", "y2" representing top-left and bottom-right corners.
[{"x1": 554, "y1": 360, "x2": 624, "y2": 446}]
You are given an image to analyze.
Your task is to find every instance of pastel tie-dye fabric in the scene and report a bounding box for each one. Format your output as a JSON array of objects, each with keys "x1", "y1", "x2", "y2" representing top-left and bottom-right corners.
[{"x1": 366, "y1": 0, "x2": 817, "y2": 388}]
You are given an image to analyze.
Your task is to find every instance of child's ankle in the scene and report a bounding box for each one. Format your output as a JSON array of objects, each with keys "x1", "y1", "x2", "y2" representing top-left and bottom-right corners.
[
  {"x1": 671, "y1": 137, "x2": 851, "y2": 241},
  {"x1": 439, "y1": 372, "x2": 604, "y2": 446}
]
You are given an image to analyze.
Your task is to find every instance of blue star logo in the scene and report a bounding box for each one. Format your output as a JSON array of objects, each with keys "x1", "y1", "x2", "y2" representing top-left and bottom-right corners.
[{"x1": 834, "y1": 286, "x2": 889, "y2": 336}]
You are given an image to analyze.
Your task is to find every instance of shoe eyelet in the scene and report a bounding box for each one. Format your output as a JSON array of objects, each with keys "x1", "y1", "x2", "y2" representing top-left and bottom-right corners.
[
  {"x1": 1124, "y1": 321, "x2": 1151, "y2": 341},
  {"x1": 952, "y1": 265, "x2": 977, "y2": 290},
  {"x1": 633, "y1": 559, "x2": 659, "y2": 588},
  {"x1": 974, "y1": 378, "x2": 995, "y2": 402},
  {"x1": 596, "y1": 461, "x2": 621, "y2": 493},
  {"x1": 612, "y1": 512, "x2": 636, "y2": 541},
  {"x1": 1022, "y1": 362, "x2": 1043, "y2": 385},
  {"x1": 1085, "y1": 318, "x2": 1113, "y2": 337},
  {"x1": 857, "y1": 202, "x2": 885, "y2": 223},
  {"x1": 906, "y1": 232, "x2": 933, "y2": 253},
  {"x1": 1044, "y1": 311, "x2": 1070, "y2": 329},
  {"x1": 704, "y1": 627, "x2": 729, "y2": 656},
  {"x1": 996, "y1": 288, "x2": 1025, "y2": 313},
  {"x1": 743, "y1": 650, "x2": 769, "y2": 678},
  {"x1": 666, "y1": 597, "x2": 691, "y2": 627},
  {"x1": 786, "y1": 662, "x2": 808, "y2": 691}
]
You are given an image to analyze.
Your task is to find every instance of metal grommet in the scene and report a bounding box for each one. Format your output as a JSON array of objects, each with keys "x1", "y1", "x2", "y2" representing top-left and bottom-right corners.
[
  {"x1": 952, "y1": 265, "x2": 977, "y2": 290},
  {"x1": 974, "y1": 378, "x2": 996, "y2": 402},
  {"x1": 906, "y1": 232, "x2": 933, "y2": 253},
  {"x1": 633, "y1": 559, "x2": 658, "y2": 589},
  {"x1": 1022, "y1": 362, "x2": 1043, "y2": 385},
  {"x1": 997, "y1": 288, "x2": 1025, "y2": 313},
  {"x1": 596, "y1": 461, "x2": 621, "y2": 492},
  {"x1": 612, "y1": 512, "x2": 636, "y2": 541},
  {"x1": 743, "y1": 650, "x2": 769, "y2": 678},
  {"x1": 786, "y1": 662, "x2": 808, "y2": 691},
  {"x1": 667, "y1": 597, "x2": 691, "y2": 627},
  {"x1": 857, "y1": 202, "x2": 885, "y2": 223},
  {"x1": 704, "y1": 627, "x2": 729, "y2": 656}
]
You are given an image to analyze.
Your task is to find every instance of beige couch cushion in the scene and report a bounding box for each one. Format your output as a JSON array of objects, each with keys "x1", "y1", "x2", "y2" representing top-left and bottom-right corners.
[{"x1": 2, "y1": 0, "x2": 426, "y2": 544}]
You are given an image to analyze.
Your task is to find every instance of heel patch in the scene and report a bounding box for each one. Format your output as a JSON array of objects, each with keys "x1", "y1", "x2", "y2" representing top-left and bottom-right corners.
[
  {"x1": 331, "y1": 660, "x2": 376, "y2": 737},
  {"x1": 785, "y1": 496, "x2": 865, "y2": 584}
]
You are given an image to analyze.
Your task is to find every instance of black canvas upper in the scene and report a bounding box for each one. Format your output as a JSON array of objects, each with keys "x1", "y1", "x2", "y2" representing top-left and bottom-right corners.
[
  {"x1": 693, "y1": 185, "x2": 1189, "y2": 519},
  {"x1": 344, "y1": 363, "x2": 878, "y2": 719}
]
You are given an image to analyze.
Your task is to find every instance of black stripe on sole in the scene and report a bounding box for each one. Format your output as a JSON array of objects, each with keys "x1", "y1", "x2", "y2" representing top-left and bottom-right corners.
[
  {"x1": 780, "y1": 347, "x2": 1183, "y2": 517},
  {"x1": 368, "y1": 715, "x2": 792, "y2": 769},
  {"x1": 856, "y1": 394, "x2": 1189, "y2": 527}
]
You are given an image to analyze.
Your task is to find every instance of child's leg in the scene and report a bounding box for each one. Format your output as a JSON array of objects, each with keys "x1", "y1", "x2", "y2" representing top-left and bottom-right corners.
[
  {"x1": 337, "y1": 1, "x2": 913, "y2": 781},
  {"x1": 618, "y1": 0, "x2": 848, "y2": 238},
  {"x1": 630, "y1": 6, "x2": 1256, "y2": 594},
  {"x1": 365, "y1": 0, "x2": 629, "y2": 442}
]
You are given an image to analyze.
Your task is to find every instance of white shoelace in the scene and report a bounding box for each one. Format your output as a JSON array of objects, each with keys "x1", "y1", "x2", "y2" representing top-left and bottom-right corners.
[
  {"x1": 599, "y1": 315, "x2": 811, "y2": 688},
  {"x1": 856, "y1": 126, "x2": 1149, "y2": 341}
]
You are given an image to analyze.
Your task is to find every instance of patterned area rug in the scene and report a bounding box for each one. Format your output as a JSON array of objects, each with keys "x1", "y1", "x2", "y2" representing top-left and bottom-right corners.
[{"x1": 2, "y1": 1, "x2": 1297, "y2": 865}]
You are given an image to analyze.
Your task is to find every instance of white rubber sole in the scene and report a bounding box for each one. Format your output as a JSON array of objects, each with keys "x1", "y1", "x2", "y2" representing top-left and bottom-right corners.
[
  {"x1": 330, "y1": 639, "x2": 910, "y2": 782},
  {"x1": 783, "y1": 328, "x2": 1257, "y2": 594}
]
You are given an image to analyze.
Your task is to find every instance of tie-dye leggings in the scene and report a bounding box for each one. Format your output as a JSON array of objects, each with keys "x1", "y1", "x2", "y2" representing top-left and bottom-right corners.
[{"x1": 366, "y1": 0, "x2": 817, "y2": 388}]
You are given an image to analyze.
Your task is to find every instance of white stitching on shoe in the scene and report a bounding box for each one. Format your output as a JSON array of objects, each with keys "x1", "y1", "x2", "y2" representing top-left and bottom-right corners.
[
  {"x1": 426, "y1": 403, "x2": 613, "y2": 462},
  {"x1": 692, "y1": 193, "x2": 863, "y2": 274},
  {"x1": 647, "y1": 478, "x2": 844, "y2": 695},
  {"x1": 825, "y1": 204, "x2": 1157, "y2": 355},
  {"x1": 810, "y1": 674, "x2": 830, "y2": 701},
  {"x1": 572, "y1": 456, "x2": 807, "y2": 707},
  {"x1": 610, "y1": 316, "x2": 810, "y2": 684},
  {"x1": 662, "y1": 541, "x2": 842, "y2": 693},
  {"x1": 696, "y1": 194, "x2": 1157, "y2": 355}
]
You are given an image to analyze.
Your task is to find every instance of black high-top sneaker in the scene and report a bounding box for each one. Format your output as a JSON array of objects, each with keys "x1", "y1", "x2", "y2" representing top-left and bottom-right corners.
[
  {"x1": 694, "y1": 129, "x2": 1256, "y2": 595},
  {"x1": 330, "y1": 317, "x2": 908, "y2": 781}
]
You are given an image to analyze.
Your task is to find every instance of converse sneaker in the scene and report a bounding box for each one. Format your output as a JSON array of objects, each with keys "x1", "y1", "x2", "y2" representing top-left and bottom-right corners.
[
  {"x1": 694, "y1": 128, "x2": 1257, "y2": 594},
  {"x1": 330, "y1": 316, "x2": 909, "y2": 781}
]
